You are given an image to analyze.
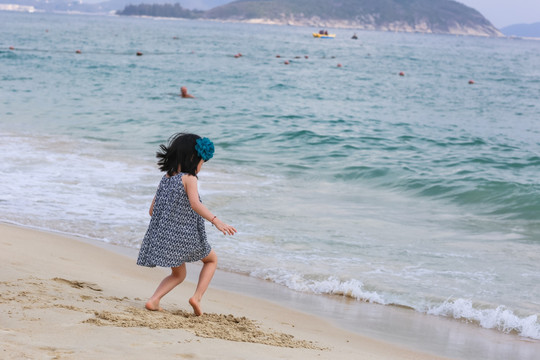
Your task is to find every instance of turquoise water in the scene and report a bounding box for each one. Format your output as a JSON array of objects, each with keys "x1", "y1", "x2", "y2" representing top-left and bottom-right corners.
[{"x1": 1, "y1": 11, "x2": 540, "y2": 349}]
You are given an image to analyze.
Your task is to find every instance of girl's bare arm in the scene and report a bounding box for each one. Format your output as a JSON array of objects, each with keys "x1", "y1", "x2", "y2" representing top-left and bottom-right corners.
[
  {"x1": 149, "y1": 196, "x2": 156, "y2": 216},
  {"x1": 183, "y1": 175, "x2": 237, "y2": 235}
]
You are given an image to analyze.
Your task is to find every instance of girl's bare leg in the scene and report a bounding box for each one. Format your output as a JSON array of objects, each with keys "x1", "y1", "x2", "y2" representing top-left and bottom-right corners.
[
  {"x1": 189, "y1": 250, "x2": 217, "y2": 316},
  {"x1": 146, "y1": 264, "x2": 186, "y2": 311}
]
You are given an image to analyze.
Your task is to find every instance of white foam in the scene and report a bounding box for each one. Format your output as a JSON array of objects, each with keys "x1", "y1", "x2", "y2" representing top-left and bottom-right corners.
[
  {"x1": 427, "y1": 299, "x2": 540, "y2": 339},
  {"x1": 250, "y1": 268, "x2": 389, "y2": 304}
]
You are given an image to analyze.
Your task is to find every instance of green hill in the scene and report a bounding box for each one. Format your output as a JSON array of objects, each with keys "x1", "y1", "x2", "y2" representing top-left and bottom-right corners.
[
  {"x1": 203, "y1": 0, "x2": 501, "y2": 36},
  {"x1": 118, "y1": 3, "x2": 203, "y2": 18}
]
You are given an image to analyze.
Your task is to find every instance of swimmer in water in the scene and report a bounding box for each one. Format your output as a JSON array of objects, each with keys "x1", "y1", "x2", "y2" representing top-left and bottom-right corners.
[{"x1": 180, "y1": 86, "x2": 195, "y2": 98}]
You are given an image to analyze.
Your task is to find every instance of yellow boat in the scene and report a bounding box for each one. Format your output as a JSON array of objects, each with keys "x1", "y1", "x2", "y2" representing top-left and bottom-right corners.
[{"x1": 312, "y1": 32, "x2": 336, "y2": 38}]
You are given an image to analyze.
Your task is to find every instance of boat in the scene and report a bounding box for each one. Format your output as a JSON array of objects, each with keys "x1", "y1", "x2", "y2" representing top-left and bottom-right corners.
[{"x1": 312, "y1": 32, "x2": 336, "y2": 38}]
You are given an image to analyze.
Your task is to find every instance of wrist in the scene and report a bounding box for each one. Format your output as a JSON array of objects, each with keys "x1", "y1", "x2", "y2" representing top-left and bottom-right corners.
[{"x1": 210, "y1": 216, "x2": 217, "y2": 226}]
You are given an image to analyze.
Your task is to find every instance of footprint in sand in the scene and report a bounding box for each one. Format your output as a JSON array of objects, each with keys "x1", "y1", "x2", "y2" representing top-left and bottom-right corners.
[{"x1": 53, "y1": 278, "x2": 102, "y2": 292}]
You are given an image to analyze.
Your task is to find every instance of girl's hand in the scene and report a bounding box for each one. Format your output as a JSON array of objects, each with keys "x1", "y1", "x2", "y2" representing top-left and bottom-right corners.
[{"x1": 212, "y1": 218, "x2": 237, "y2": 236}]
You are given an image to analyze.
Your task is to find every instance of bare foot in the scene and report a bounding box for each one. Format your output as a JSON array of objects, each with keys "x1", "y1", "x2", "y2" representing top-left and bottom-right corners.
[
  {"x1": 189, "y1": 297, "x2": 202, "y2": 316},
  {"x1": 145, "y1": 299, "x2": 163, "y2": 311}
]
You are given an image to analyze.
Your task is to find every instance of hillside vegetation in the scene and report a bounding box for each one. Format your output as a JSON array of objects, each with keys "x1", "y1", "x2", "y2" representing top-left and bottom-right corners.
[{"x1": 118, "y1": 3, "x2": 203, "y2": 18}]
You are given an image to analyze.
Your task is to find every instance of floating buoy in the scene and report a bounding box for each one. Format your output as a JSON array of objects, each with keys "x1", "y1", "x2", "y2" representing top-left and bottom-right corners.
[
  {"x1": 136, "y1": 52, "x2": 143, "y2": 56},
  {"x1": 234, "y1": 53, "x2": 243, "y2": 58},
  {"x1": 172, "y1": 36, "x2": 179, "y2": 40},
  {"x1": 399, "y1": 72, "x2": 405, "y2": 76},
  {"x1": 9, "y1": 46, "x2": 14, "y2": 50},
  {"x1": 276, "y1": 54, "x2": 281, "y2": 58},
  {"x1": 337, "y1": 63, "x2": 342, "y2": 67},
  {"x1": 304, "y1": 55, "x2": 309, "y2": 59},
  {"x1": 284, "y1": 60, "x2": 290, "y2": 65},
  {"x1": 75, "y1": 50, "x2": 81, "y2": 54},
  {"x1": 468, "y1": 80, "x2": 475, "y2": 84},
  {"x1": 295, "y1": 56, "x2": 301, "y2": 59}
]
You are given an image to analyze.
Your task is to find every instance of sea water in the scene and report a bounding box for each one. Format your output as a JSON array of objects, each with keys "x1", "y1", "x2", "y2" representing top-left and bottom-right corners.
[{"x1": 1, "y1": 11, "x2": 539, "y2": 355}]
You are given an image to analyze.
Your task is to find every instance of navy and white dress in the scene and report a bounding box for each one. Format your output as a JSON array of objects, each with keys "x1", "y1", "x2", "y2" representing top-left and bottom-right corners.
[{"x1": 137, "y1": 173, "x2": 211, "y2": 268}]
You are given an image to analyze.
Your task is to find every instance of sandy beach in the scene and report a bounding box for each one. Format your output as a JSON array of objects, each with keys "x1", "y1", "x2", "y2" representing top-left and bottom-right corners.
[{"x1": 0, "y1": 223, "x2": 450, "y2": 360}]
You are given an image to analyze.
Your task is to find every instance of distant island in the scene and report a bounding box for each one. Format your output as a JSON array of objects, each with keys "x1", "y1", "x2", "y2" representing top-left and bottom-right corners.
[
  {"x1": 501, "y1": 22, "x2": 540, "y2": 38},
  {"x1": 0, "y1": 0, "x2": 503, "y2": 37},
  {"x1": 118, "y1": 3, "x2": 203, "y2": 18},
  {"x1": 117, "y1": 0, "x2": 502, "y2": 37},
  {"x1": 0, "y1": 0, "x2": 231, "y2": 13}
]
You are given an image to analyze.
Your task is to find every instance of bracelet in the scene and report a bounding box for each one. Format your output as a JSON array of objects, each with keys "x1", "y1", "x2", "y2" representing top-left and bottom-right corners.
[{"x1": 210, "y1": 216, "x2": 217, "y2": 226}]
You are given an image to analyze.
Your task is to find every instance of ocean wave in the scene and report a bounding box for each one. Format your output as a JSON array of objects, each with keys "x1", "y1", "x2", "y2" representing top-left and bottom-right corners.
[
  {"x1": 249, "y1": 270, "x2": 387, "y2": 304},
  {"x1": 334, "y1": 165, "x2": 391, "y2": 180},
  {"x1": 331, "y1": 162, "x2": 540, "y2": 220},
  {"x1": 249, "y1": 269, "x2": 540, "y2": 340},
  {"x1": 427, "y1": 299, "x2": 540, "y2": 340},
  {"x1": 272, "y1": 129, "x2": 343, "y2": 146},
  {"x1": 407, "y1": 178, "x2": 540, "y2": 220}
]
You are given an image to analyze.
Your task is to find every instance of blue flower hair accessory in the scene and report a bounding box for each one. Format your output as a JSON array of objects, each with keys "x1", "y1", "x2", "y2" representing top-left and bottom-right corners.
[{"x1": 195, "y1": 137, "x2": 214, "y2": 161}]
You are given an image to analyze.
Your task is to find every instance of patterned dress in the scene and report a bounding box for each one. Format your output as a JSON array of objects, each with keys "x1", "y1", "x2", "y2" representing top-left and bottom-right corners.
[{"x1": 137, "y1": 173, "x2": 211, "y2": 268}]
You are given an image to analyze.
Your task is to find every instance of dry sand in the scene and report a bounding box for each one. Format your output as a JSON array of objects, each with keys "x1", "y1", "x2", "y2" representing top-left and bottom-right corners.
[{"x1": 0, "y1": 223, "x2": 448, "y2": 359}]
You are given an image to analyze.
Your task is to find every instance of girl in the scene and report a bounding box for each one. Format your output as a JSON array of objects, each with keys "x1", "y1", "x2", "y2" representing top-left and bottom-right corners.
[{"x1": 137, "y1": 133, "x2": 237, "y2": 316}]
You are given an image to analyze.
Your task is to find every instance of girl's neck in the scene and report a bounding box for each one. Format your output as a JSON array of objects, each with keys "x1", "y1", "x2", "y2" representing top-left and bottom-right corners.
[{"x1": 167, "y1": 171, "x2": 181, "y2": 178}]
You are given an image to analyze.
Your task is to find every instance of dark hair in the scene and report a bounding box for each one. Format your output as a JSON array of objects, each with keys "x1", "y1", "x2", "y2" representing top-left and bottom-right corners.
[{"x1": 156, "y1": 133, "x2": 203, "y2": 177}]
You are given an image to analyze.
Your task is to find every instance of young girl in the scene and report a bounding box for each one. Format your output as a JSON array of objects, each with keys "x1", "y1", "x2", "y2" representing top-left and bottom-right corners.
[{"x1": 137, "y1": 133, "x2": 237, "y2": 316}]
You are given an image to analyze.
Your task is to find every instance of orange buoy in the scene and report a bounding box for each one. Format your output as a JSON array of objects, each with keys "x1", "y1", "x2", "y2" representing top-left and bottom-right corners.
[
  {"x1": 276, "y1": 54, "x2": 281, "y2": 58},
  {"x1": 304, "y1": 55, "x2": 309, "y2": 59},
  {"x1": 399, "y1": 72, "x2": 405, "y2": 76},
  {"x1": 75, "y1": 50, "x2": 81, "y2": 54},
  {"x1": 468, "y1": 80, "x2": 475, "y2": 84},
  {"x1": 136, "y1": 52, "x2": 143, "y2": 56},
  {"x1": 337, "y1": 63, "x2": 342, "y2": 67},
  {"x1": 284, "y1": 60, "x2": 290, "y2": 65}
]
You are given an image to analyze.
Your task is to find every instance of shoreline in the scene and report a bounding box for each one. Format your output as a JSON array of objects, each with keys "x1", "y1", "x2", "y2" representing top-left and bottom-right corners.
[
  {"x1": 0, "y1": 222, "x2": 449, "y2": 360},
  {"x1": 2, "y1": 223, "x2": 539, "y2": 359}
]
